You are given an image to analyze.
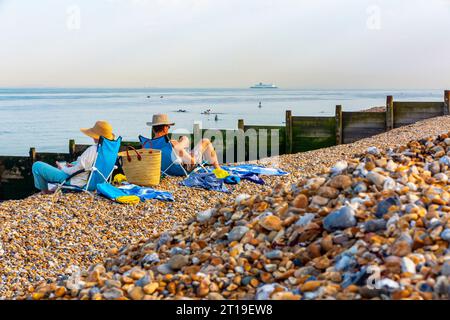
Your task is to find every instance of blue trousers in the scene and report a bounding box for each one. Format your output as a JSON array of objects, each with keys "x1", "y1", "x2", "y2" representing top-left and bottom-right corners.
[{"x1": 32, "y1": 161, "x2": 69, "y2": 191}]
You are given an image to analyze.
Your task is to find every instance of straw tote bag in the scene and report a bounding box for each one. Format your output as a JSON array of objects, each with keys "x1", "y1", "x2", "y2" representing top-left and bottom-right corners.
[{"x1": 118, "y1": 146, "x2": 161, "y2": 186}]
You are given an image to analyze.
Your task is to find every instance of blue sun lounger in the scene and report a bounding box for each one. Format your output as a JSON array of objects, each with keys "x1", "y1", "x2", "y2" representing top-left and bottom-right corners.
[
  {"x1": 139, "y1": 135, "x2": 189, "y2": 177},
  {"x1": 53, "y1": 136, "x2": 122, "y2": 197}
]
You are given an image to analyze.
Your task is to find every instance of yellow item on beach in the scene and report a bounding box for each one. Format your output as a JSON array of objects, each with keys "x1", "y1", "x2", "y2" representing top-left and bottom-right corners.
[
  {"x1": 116, "y1": 195, "x2": 140, "y2": 205},
  {"x1": 212, "y1": 168, "x2": 229, "y2": 179},
  {"x1": 113, "y1": 174, "x2": 127, "y2": 185}
]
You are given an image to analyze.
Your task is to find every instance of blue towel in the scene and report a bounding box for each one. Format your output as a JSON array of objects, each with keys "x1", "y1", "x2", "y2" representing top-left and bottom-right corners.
[
  {"x1": 119, "y1": 183, "x2": 174, "y2": 202},
  {"x1": 181, "y1": 173, "x2": 229, "y2": 192},
  {"x1": 200, "y1": 164, "x2": 286, "y2": 185},
  {"x1": 97, "y1": 183, "x2": 174, "y2": 202},
  {"x1": 221, "y1": 164, "x2": 288, "y2": 176},
  {"x1": 224, "y1": 175, "x2": 241, "y2": 185},
  {"x1": 238, "y1": 172, "x2": 265, "y2": 185}
]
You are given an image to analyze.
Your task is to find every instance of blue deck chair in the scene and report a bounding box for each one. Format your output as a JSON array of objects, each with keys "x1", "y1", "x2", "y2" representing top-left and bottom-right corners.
[
  {"x1": 53, "y1": 136, "x2": 122, "y2": 198},
  {"x1": 139, "y1": 135, "x2": 189, "y2": 177}
]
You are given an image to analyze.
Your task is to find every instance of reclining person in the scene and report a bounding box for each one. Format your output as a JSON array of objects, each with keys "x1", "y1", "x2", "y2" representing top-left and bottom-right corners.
[
  {"x1": 146, "y1": 114, "x2": 221, "y2": 172},
  {"x1": 32, "y1": 121, "x2": 115, "y2": 194}
]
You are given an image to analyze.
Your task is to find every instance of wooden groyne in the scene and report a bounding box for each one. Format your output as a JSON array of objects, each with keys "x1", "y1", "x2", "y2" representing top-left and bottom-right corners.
[
  {"x1": 1, "y1": 90, "x2": 449, "y2": 200},
  {"x1": 286, "y1": 90, "x2": 450, "y2": 153}
]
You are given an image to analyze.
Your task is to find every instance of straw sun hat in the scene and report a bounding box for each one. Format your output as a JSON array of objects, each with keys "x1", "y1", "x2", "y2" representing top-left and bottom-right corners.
[
  {"x1": 146, "y1": 114, "x2": 175, "y2": 127},
  {"x1": 80, "y1": 120, "x2": 115, "y2": 140}
]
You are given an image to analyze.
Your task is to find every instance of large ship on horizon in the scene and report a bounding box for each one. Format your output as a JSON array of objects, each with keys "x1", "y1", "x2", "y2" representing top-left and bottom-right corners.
[{"x1": 250, "y1": 82, "x2": 278, "y2": 89}]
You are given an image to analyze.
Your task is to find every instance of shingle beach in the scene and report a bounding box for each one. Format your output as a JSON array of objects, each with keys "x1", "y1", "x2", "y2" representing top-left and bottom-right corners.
[{"x1": 2, "y1": 115, "x2": 450, "y2": 299}]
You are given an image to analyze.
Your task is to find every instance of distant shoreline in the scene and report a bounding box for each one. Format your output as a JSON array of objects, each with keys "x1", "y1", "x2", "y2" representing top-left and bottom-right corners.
[{"x1": 360, "y1": 106, "x2": 386, "y2": 112}]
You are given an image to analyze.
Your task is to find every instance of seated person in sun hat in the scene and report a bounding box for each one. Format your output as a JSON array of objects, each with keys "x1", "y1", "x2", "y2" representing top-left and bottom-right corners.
[
  {"x1": 147, "y1": 114, "x2": 221, "y2": 171},
  {"x1": 32, "y1": 120, "x2": 115, "y2": 194}
]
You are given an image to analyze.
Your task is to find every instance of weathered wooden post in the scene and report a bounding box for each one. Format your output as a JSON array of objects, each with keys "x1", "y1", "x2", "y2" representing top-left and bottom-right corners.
[
  {"x1": 69, "y1": 139, "x2": 75, "y2": 157},
  {"x1": 234, "y1": 119, "x2": 250, "y2": 161},
  {"x1": 335, "y1": 105, "x2": 343, "y2": 145},
  {"x1": 285, "y1": 110, "x2": 292, "y2": 154},
  {"x1": 386, "y1": 95, "x2": 394, "y2": 130},
  {"x1": 193, "y1": 122, "x2": 201, "y2": 149},
  {"x1": 238, "y1": 119, "x2": 246, "y2": 160},
  {"x1": 444, "y1": 90, "x2": 450, "y2": 115},
  {"x1": 238, "y1": 119, "x2": 244, "y2": 131},
  {"x1": 193, "y1": 122, "x2": 201, "y2": 137},
  {"x1": 29, "y1": 147, "x2": 36, "y2": 164}
]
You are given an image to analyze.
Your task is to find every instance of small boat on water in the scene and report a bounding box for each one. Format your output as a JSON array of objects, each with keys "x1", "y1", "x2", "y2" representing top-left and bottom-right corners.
[
  {"x1": 176, "y1": 109, "x2": 187, "y2": 113},
  {"x1": 250, "y1": 82, "x2": 278, "y2": 89}
]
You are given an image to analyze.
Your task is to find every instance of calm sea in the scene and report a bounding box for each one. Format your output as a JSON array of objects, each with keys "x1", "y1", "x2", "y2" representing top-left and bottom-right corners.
[{"x1": 0, "y1": 88, "x2": 443, "y2": 156}]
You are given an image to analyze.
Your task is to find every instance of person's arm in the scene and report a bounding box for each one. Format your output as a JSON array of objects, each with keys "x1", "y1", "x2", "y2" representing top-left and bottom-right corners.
[
  {"x1": 61, "y1": 145, "x2": 97, "y2": 175},
  {"x1": 60, "y1": 160, "x2": 84, "y2": 175},
  {"x1": 170, "y1": 136, "x2": 190, "y2": 149}
]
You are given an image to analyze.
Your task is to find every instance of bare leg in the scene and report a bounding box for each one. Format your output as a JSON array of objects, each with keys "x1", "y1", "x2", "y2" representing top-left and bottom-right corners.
[
  {"x1": 175, "y1": 136, "x2": 190, "y2": 149},
  {"x1": 193, "y1": 139, "x2": 220, "y2": 169},
  {"x1": 172, "y1": 140, "x2": 195, "y2": 166}
]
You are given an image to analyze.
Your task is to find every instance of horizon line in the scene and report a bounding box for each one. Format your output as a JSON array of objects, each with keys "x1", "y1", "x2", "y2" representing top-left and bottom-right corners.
[{"x1": 0, "y1": 86, "x2": 447, "y2": 91}]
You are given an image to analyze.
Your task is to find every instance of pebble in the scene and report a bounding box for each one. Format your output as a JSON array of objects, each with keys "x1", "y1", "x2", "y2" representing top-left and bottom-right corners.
[
  {"x1": 318, "y1": 186, "x2": 339, "y2": 199},
  {"x1": 386, "y1": 160, "x2": 398, "y2": 172},
  {"x1": 293, "y1": 194, "x2": 308, "y2": 208},
  {"x1": 143, "y1": 282, "x2": 159, "y2": 295},
  {"x1": 265, "y1": 250, "x2": 283, "y2": 260},
  {"x1": 259, "y1": 215, "x2": 282, "y2": 231},
  {"x1": 353, "y1": 182, "x2": 367, "y2": 193},
  {"x1": 235, "y1": 194, "x2": 251, "y2": 205},
  {"x1": 142, "y1": 253, "x2": 160, "y2": 265},
  {"x1": 228, "y1": 226, "x2": 249, "y2": 242},
  {"x1": 323, "y1": 206, "x2": 356, "y2": 231},
  {"x1": 156, "y1": 264, "x2": 173, "y2": 275},
  {"x1": 366, "y1": 146, "x2": 381, "y2": 155},
  {"x1": 441, "y1": 229, "x2": 450, "y2": 242},
  {"x1": 439, "y1": 156, "x2": 450, "y2": 166},
  {"x1": 383, "y1": 178, "x2": 396, "y2": 191},
  {"x1": 168, "y1": 255, "x2": 189, "y2": 270},
  {"x1": 264, "y1": 264, "x2": 277, "y2": 272},
  {"x1": 375, "y1": 197, "x2": 400, "y2": 218},
  {"x1": 329, "y1": 175, "x2": 352, "y2": 189},
  {"x1": 311, "y1": 195, "x2": 329, "y2": 206},
  {"x1": 441, "y1": 261, "x2": 450, "y2": 276},
  {"x1": 128, "y1": 286, "x2": 145, "y2": 300},
  {"x1": 135, "y1": 274, "x2": 151, "y2": 287},
  {"x1": 102, "y1": 288, "x2": 123, "y2": 300},
  {"x1": 255, "y1": 284, "x2": 277, "y2": 300},
  {"x1": 331, "y1": 160, "x2": 348, "y2": 174},
  {"x1": 391, "y1": 240, "x2": 412, "y2": 257},
  {"x1": 197, "y1": 209, "x2": 213, "y2": 222},
  {"x1": 295, "y1": 213, "x2": 315, "y2": 227},
  {"x1": 364, "y1": 219, "x2": 387, "y2": 232},
  {"x1": 300, "y1": 281, "x2": 322, "y2": 292},
  {"x1": 367, "y1": 172, "x2": 386, "y2": 187},
  {"x1": 401, "y1": 257, "x2": 416, "y2": 274},
  {"x1": 377, "y1": 279, "x2": 400, "y2": 292},
  {"x1": 306, "y1": 177, "x2": 326, "y2": 190}
]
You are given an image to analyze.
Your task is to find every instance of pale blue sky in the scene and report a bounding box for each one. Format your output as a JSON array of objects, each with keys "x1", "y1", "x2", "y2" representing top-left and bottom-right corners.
[{"x1": 1, "y1": 0, "x2": 450, "y2": 88}]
